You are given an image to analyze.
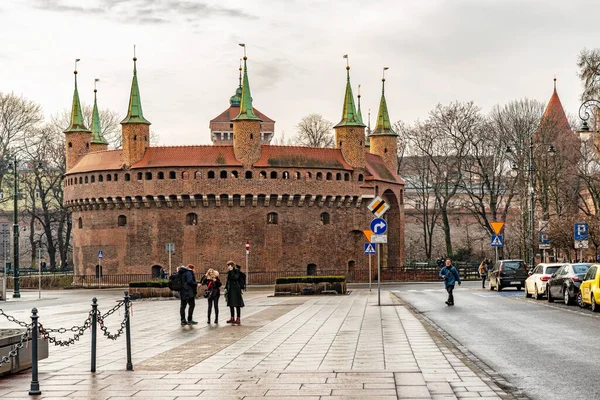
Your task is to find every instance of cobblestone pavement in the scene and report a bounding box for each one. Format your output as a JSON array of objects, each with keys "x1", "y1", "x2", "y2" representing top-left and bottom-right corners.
[{"x1": 0, "y1": 289, "x2": 515, "y2": 399}]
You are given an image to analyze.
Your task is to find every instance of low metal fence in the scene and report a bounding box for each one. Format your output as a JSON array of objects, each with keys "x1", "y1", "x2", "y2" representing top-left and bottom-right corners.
[{"x1": 72, "y1": 274, "x2": 154, "y2": 288}]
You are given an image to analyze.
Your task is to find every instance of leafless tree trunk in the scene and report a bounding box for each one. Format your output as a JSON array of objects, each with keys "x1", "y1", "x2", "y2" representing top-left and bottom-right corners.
[{"x1": 294, "y1": 114, "x2": 334, "y2": 147}]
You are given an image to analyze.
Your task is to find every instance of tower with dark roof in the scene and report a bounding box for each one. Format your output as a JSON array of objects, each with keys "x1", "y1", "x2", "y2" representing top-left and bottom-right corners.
[
  {"x1": 334, "y1": 64, "x2": 366, "y2": 169},
  {"x1": 64, "y1": 68, "x2": 91, "y2": 171},
  {"x1": 121, "y1": 56, "x2": 151, "y2": 167},
  {"x1": 369, "y1": 75, "x2": 398, "y2": 173}
]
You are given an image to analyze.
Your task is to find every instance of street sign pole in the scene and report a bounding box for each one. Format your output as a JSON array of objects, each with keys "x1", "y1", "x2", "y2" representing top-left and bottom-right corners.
[
  {"x1": 377, "y1": 243, "x2": 381, "y2": 306},
  {"x1": 168, "y1": 248, "x2": 172, "y2": 275},
  {"x1": 369, "y1": 253, "x2": 372, "y2": 292},
  {"x1": 245, "y1": 241, "x2": 250, "y2": 286},
  {"x1": 38, "y1": 247, "x2": 41, "y2": 299},
  {"x1": 98, "y1": 256, "x2": 101, "y2": 288}
]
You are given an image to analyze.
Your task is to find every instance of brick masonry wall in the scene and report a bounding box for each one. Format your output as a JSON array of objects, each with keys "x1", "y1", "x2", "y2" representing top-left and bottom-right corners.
[
  {"x1": 369, "y1": 136, "x2": 398, "y2": 174},
  {"x1": 334, "y1": 126, "x2": 366, "y2": 169},
  {"x1": 65, "y1": 132, "x2": 91, "y2": 171},
  {"x1": 233, "y1": 120, "x2": 261, "y2": 168},
  {"x1": 90, "y1": 143, "x2": 108, "y2": 153},
  {"x1": 122, "y1": 124, "x2": 150, "y2": 166}
]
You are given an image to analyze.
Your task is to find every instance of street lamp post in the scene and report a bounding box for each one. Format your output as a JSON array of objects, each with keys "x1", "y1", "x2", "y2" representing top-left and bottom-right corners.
[{"x1": 8, "y1": 157, "x2": 20, "y2": 298}]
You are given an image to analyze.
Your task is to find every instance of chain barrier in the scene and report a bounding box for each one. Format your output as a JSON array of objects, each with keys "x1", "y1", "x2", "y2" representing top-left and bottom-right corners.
[
  {"x1": 0, "y1": 308, "x2": 32, "y2": 329},
  {"x1": 38, "y1": 311, "x2": 94, "y2": 347},
  {"x1": 97, "y1": 301, "x2": 128, "y2": 340},
  {"x1": 0, "y1": 328, "x2": 31, "y2": 366}
]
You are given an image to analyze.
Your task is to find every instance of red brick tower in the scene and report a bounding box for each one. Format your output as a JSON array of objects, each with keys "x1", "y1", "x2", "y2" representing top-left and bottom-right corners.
[
  {"x1": 121, "y1": 56, "x2": 151, "y2": 167},
  {"x1": 369, "y1": 73, "x2": 398, "y2": 174},
  {"x1": 64, "y1": 68, "x2": 91, "y2": 171},
  {"x1": 334, "y1": 62, "x2": 366, "y2": 169},
  {"x1": 233, "y1": 55, "x2": 262, "y2": 169}
]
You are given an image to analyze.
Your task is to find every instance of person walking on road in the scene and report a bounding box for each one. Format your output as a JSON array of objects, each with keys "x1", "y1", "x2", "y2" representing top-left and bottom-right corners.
[
  {"x1": 201, "y1": 268, "x2": 222, "y2": 324},
  {"x1": 440, "y1": 259, "x2": 461, "y2": 306},
  {"x1": 179, "y1": 264, "x2": 198, "y2": 325},
  {"x1": 225, "y1": 261, "x2": 245, "y2": 324},
  {"x1": 478, "y1": 259, "x2": 489, "y2": 289}
]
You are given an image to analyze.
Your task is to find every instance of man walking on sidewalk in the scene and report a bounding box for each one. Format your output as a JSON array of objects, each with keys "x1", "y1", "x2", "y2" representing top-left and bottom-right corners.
[
  {"x1": 440, "y1": 259, "x2": 461, "y2": 306},
  {"x1": 179, "y1": 264, "x2": 198, "y2": 325}
]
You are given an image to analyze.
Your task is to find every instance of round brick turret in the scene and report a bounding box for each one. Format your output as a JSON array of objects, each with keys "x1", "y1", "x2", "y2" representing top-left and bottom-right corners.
[
  {"x1": 369, "y1": 135, "x2": 398, "y2": 174},
  {"x1": 233, "y1": 120, "x2": 261, "y2": 168},
  {"x1": 335, "y1": 125, "x2": 366, "y2": 169},
  {"x1": 65, "y1": 132, "x2": 91, "y2": 171}
]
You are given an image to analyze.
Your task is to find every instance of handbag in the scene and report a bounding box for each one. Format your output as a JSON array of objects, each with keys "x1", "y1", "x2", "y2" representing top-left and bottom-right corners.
[{"x1": 204, "y1": 281, "x2": 213, "y2": 299}]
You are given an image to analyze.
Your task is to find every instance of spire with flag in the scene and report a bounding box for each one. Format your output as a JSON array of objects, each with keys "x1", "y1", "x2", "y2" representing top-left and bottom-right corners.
[
  {"x1": 372, "y1": 67, "x2": 397, "y2": 136},
  {"x1": 233, "y1": 44, "x2": 260, "y2": 121},
  {"x1": 65, "y1": 59, "x2": 91, "y2": 133},
  {"x1": 357, "y1": 84, "x2": 364, "y2": 125},
  {"x1": 90, "y1": 79, "x2": 109, "y2": 145},
  {"x1": 335, "y1": 55, "x2": 365, "y2": 128},
  {"x1": 121, "y1": 46, "x2": 150, "y2": 125}
]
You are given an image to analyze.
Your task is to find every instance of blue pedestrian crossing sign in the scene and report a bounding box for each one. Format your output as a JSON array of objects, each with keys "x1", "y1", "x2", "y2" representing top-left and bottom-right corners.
[
  {"x1": 364, "y1": 243, "x2": 376, "y2": 255},
  {"x1": 491, "y1": 235, "x2": 503, "y2": 247},
  {"x1": 98, "y1": 250, "x2": 103, "y2": 259},
  {"x1": 370, "y1": 218, "x2": 387, "y2": 234}
]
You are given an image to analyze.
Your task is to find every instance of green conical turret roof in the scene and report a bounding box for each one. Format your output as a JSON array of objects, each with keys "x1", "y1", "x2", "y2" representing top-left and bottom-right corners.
[
  {"x1": 230, "y1": 63, "x2": 243, "y2": 107},
  {"x1": 233, "y1": 56, "x2": 260, "y2": 121},
  {"x1": 64, "y1": 71, "x2": 91, "y2": 133},
  {"x1": 90, "y1": 88, "x2": 109, "y2": 145},
  {"x1": 121, "y1": 57, "x2": 151, "y2": 125},
  {"x1": 334, "y1": 66, "x2": 365, "y2": 128},
  {"x1": 372, "y1": 78, "x2": 397, "y2": 136}
]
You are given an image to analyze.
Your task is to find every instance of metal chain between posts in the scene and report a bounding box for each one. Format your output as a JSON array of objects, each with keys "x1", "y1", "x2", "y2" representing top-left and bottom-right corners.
[
  {"x1": 0, "y1": 308, "x2": 32, "y2": 328},
  {"x1": 0, "y1": 328, "x2": 31, "y2": 366},
  {"x1": 97, "y1": 301, "x2": 128, "y2": 340},
  {"x1": 39, "y1": 311, "x2": 94, "y2": 347}
]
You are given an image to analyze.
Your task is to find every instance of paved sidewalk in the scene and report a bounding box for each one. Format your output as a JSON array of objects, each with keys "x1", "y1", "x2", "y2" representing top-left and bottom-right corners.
[{"x1": 1, "y1": 290, "x2": 513, "y2": 399}]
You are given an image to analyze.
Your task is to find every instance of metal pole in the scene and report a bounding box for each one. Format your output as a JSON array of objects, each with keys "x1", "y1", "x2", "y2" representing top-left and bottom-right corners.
[
  {"x1": 529, "y1": 133, "x2": 535, "y2": 269},
  {"x1": 91, "y1": 297, "x2": 97, "y2": 373},
  {"x1": 369, "y1": 253, "x2": 372, "y2": 292},
  {"x1": 168, "y1": 248, "x2": 172, "y2": 276},
  {"x1": 377, "y1": 243, "x2": 381, "y2": 306},
  {"x1": 245, "y1": 250, "x2": 249, "y2": 286},
  {"x1": 37, "y1": 247, "x2": 41, "y2": 299},
  {"x1": 124, "y1": 291, "x2": 133, "y2": 371},
  {"x1": 13, "y1": 157, "x2": 20, "y2": 298},
  {"x1": 98, "y1": 256, "x2": 101, "y2": 288},
  {"x1": 495, "y1": 246, "x2": 498, "y2": 263},
  {"x1": 28, "y1": 307, "x2": 41, "y2": 395}
]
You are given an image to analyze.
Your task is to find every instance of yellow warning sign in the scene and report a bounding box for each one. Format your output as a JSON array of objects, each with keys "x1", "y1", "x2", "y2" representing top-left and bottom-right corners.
[
  {"x1": 362, "y1": 230, "x2": 373, "y2": 242},
  {"x1": 490, "y1": 221, "x2": 504, "y2": 235}
]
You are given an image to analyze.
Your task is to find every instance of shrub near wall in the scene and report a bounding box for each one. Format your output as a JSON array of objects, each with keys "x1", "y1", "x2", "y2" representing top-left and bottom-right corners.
[
  {"x1": 6, "y1": 275, "x2": 74, "y2": 289},
  {"x1": 129, "y1": 280, "x2": 173, "y2": 298},
  {"x1": 274, "y1": 276, "x2": 346, "y2": 295}
]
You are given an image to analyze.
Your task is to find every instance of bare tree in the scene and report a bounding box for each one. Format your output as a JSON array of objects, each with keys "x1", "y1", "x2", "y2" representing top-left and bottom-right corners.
[
  {"x1": 577, "y1": 48, "x2": 600, "y2": 102},
  {"x1": 294, "y1": 114, "x2": 334, "y2": 147}
]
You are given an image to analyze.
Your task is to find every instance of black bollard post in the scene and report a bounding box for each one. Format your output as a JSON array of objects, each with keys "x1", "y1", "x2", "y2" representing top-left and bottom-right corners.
[
  {"x1": 124, "y1": 291, "x2": 133, "y2": 371},
  {"x1": 91, "y1": 297, "x2": 97, "y2": 373},
  {"x1": 28, "y1": 308, "x2": 41, "y2": 395}
]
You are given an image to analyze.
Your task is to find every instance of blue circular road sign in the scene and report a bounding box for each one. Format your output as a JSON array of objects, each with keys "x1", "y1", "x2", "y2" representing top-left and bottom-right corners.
[{"x1": 370, "y1": 218, "x2": 387, "y2": 234}]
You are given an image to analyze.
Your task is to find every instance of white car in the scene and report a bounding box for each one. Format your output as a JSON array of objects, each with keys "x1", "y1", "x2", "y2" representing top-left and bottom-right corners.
[{"x1": 525, "y1": 263, "x2": 565, "y2": 300}]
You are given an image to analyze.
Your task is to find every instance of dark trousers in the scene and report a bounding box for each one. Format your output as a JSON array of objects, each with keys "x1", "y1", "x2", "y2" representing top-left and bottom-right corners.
[
  {"x1": 229, "y1": 306, "x2": 241, "y2": 319},
  {"x1": 446, "y1": 285, "x2": 455, "y2": 304},
  {"x1": 180, "y1": 297, "x2": 195, "y2": 322},
  {"x1": 208, "y1": 297, "x2": 219, "y2": 321},
  {"x1": 481, "y1": 275, "x2": 487, "y2": 288}
]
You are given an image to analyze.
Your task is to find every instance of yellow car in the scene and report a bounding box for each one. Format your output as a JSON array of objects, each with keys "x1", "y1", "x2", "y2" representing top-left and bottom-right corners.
[{"x1": 578, "y1": 264, "x2": 600, "y2": 311}]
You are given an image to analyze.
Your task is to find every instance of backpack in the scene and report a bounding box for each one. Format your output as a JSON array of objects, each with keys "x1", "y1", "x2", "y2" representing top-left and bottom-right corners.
[
  {"x1": 239, "y1": 270, "x2": 247, "y2": 290},
  {"x1": 168, "y1": 271, "x2": 183, "y2": 291}
]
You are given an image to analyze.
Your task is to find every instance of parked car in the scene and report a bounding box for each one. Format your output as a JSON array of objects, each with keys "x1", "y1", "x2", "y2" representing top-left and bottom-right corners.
[
  {"x1": 525, "y1": 263, "x2": 564, "y2": 300},
  {"x1": 578, "y1": 264, "x2": 600, "y2": 311},
  {"x1": 489, "y1": 259, "x2": 528, "y2": 291},
  {"x1": 546, "y1": 263, "x2": 591, "y2": 305}
]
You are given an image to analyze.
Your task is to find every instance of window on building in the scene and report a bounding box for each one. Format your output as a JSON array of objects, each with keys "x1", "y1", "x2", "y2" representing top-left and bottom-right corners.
[
  {"x1": 208, "y1": 171, "x2": 215, "y2": 179},
  {"x1": 68, "y1": 142, "x2": 72, "y2": 148},
  {"x1": 169, "y1": 171, "x2": 176, "y2": 179},
  {"x1": 282, "y1": 171, "x2": 289, "y2": 179},
  {"x1": 326, "y1": 172, "x2": 332, "y2": 180},
  {"x1": 336, "y1": 173, "x2": 341, "y2": 181},
  {"x1": 245, "y1": 171, "x2": 253, "y2": 179},
  {"x1": 384, "y1": 148, "x2": 388, "y2": 153},
  {"x1": 220, "y1": 170, "x2": 228, "y2": 179},
  {"x1": 306, "y1": 172, "x2": 312, "y2": 180},
  {"x1": 90, "y1": 176, "x2": 95, "y2": 183},
  {"x1": 270, "y1": 171, "x2": 277, "y2": 179},
  {"x1": 114, "y1": 173, "x2": 118, "y2": 181},
  {"x1": 79, "y1": 177, "x2": 82, "y2": 184},
  {"x1": 84, "y1": 176, "x2": 88, "y2": 184},
  {"x1": 260, "y1": 171, "x2": 266, "y2": 179},
  {"x1": 250, "y1": 133, "x2": 254, "y2": 139},
  {"x1": 145, "y1": 172, "x2": 152, "y2": 180},
  {"x1": 195, "y1": 171, "x2": 202, "y2": 180},
  {"x1": 107, "y1": 174, "x2": 112, "y2": 182},
  {"x1": 307, "y1": 263, "x2": 317, "y2": 276},
  {"x1": 157, "y1": 172, "x2": 165, "y2": 179},
  {"x1": 358, "y1": 174, "x2": 364, "y2": 182},
  {"x1": 348, "y1": 260, "x2": 356, "y2": 270},
  {"x1": 231, "y1": 171, "x2": 238, "y2": 178},
  {"x1": 294, "y1": 172, "x2": 301, "y2": 180},
  {"x1": 344, "y1": 173, "x2": 350, "y2": 181},
  {"x1": 86, "y1": 143, "x2": 89, "y2": 149},
  {"x1": 267, "y1": 212, "x2": 278, "y2": 224},
  {"x1": 117, "y1": 215, "x2": 127, "y2": 226},
  {"x1": 186, "y1": 213, "x2": 198, "y2": 226},
  {"x1": 125, "y1": 173, "x2": 131, "y2": 181},
  {"x1": 78, "y1": 217, "x2": 83, "y2": 229},
  {"x1": 137, "y1": 172, "x2": 143, "y2": 180},
  {"x1": 320, "y1": 212, "x2": 330, "y2": 224},
  {"x1": 182, "y1": 171, "x2": 189, "y2": 180},
  {"x1": 133, "y1": 135, "x2": 137, "y2": 141}
]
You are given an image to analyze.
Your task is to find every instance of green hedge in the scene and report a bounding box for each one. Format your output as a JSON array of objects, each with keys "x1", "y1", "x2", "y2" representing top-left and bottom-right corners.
[
  {"x1": 275, "y1": 276, "x2": 346, "y2": 284},
  {"x1": 129, "y1": 280, "x2": 169, "y2": 288}
]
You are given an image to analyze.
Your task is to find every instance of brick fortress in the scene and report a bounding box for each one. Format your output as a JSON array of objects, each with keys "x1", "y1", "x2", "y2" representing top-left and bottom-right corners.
[{"x1": 63, "y1": 55, "x2": 405, "y2": 279}]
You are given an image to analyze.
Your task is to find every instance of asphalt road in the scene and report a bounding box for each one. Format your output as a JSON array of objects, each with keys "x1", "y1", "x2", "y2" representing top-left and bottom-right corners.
[{"x1": 392, "y1": 281, "x2": 600, "y2": 400}]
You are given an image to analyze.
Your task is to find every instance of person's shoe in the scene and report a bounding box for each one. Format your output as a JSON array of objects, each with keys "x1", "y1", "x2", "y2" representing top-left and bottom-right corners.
[
  {"x1": 445, "y1": 301, "x2": 449, "y2": 306},
  {"x1": 214, "y1": 319, "x2": 218, "y2": 324},
  {"x1": 181, "y1": 321, "x2": 188, "y2": 326},
  {"x1": 226, "y1": 318, "x2": 234, "y2": 323},
  {"x1": 235, "y1": 318, "x2": 240, "y2": 324},
  {"x1": 188, "y1": 320, "x2": 198, "y2": 325},
  {"x1": 448, "y1": 303, "x2": 454, "y2": 306},
  {"x1": 207, "y1": 319, "x2": 211, "y2": 324}
]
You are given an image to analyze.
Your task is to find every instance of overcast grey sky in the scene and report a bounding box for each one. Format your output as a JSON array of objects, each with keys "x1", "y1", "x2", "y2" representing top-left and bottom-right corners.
[{"x1": 1, "y1": 0, "x2": 598, "y2": 145}]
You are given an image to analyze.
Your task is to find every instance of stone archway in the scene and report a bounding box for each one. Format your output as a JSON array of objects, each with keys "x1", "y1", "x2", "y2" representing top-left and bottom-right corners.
[
  {"x1": 151, "y1": 265, "x2": 163, "y2": 278},
  {"x1": 382, "y1": 189, "x2": 401, "y2": 269},
  {"x1": 307, "y1": 263, "x2": 317, "y2": 276}
]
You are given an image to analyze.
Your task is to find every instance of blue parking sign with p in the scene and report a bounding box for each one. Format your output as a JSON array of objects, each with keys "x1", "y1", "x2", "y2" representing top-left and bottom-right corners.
[{"x1": 574, "y1": 223, "x2": 589, "y2": 241}]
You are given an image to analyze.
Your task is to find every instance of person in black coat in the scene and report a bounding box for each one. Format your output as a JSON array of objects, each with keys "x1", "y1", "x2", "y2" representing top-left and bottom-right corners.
[
  {"x1": 201, "y1": 268, "x2": 222, "y2": 324},
  {"x1": 179, "y1": 264, "x2": 198, "y2": 325},
  {"x1": 225, "y1": 261, "x2": 245, "y2": 324}
]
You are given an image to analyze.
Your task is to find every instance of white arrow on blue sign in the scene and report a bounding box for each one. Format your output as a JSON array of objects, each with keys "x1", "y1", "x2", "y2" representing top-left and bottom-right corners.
[
  {"x1": 98, "y1": 250, "x2": 103, "y2": 259},
  {"x1": 370, "y1": 218, "x2": 387, "y2": 234},
  {"x1": 364, "y1": 243, "x2": 376, "y2": 255},
  {"x1": 491, "y1": 235, "x2": 503, "y2": 247}
]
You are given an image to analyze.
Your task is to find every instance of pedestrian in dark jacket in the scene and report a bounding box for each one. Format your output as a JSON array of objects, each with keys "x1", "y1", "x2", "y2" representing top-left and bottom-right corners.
[
  {"x1": 225, "y1": 261, "x2": 245, "y2": 324},
  {"x1": 179, "y1": 264, "x2": 198, "y2": 325},
  {"x1": 440, "y1": 259, "x2": 461, "y2": 306},
  {"x1": 478, "y1": 259, "x2": 488, "y2": 289},
  {"x1": 201, "y1": 268, "x2": 222, "y2": 324}
]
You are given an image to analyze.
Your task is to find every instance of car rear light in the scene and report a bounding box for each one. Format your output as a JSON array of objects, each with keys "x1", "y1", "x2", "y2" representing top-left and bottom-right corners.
[
  {"x1": 541, "y1": 276, "x2": 551, "y2": 282},
  {"x1": 572, "y1": 277, "x2": 580, "y2": 282}
]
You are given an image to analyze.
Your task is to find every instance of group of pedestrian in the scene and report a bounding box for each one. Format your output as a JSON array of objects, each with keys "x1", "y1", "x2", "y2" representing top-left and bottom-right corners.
[{"x1": 177, "y1": 261, "x2": 246, "y2": 326}]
